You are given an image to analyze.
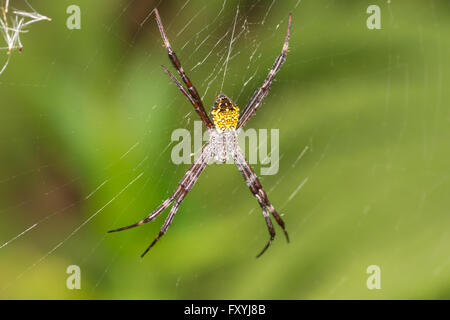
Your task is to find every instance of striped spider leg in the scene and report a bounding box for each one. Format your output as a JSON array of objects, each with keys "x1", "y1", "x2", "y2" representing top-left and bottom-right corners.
[
  {"x1": 152, "y1": 8, "x2": 214, "y2": 130},
  {"x1": 233, "y1": 146, "x2": 289, "y2": 258},
  {"x1": 108, "y1": 143, "x2": 211, "y2": 257},
  {"x1": 237, "y1": 13, "x2": 292, "y2": 129}
]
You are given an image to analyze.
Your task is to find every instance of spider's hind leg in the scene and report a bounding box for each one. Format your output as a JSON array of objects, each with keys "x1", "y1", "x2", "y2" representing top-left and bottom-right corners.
[
  {"x1": 255, "y1": 198, "x2": 275, "y2": 258},
  {"x1": 233, "y1": 148, "x2": 289, "y2": 257},
  {"x1": 258, "y1": 189, "x2": 290, "y2": 243},
  {"x1": 241, "y1": 158, "x2": 289, "y2": 243},
  {"x1": 108, "y1": 143, "x2": 211, "y2": 239},
  {"x1": 141, "y1": 145, "x2": 210, "y2": 256},
  {"x1": 107, "y1": 186, "x2": 182, "y2": 233}
]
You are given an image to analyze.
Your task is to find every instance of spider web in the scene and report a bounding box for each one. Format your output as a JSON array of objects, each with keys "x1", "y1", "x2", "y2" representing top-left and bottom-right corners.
[
  {"x1": 0, "y1": 0, "x2": 308, "y2": 299},
  {"x1": 2, "y1": 0, "x2": 447, "y2": 300}
]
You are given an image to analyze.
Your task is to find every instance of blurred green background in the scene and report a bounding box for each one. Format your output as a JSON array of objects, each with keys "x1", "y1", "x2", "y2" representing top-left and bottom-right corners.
[{"x1": 0, "y1": 0, "x2": 449, "y2": 299}]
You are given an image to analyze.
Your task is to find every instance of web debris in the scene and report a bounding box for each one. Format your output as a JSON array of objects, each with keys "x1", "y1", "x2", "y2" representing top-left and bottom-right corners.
[{"x1": 0, "y1": 0, "x2": 51, "y2": 75}]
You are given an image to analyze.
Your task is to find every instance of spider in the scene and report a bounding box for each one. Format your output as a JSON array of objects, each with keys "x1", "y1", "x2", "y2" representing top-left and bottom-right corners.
[{"x1": 109, "y1": 8, "x2": 292, "y2": 258}]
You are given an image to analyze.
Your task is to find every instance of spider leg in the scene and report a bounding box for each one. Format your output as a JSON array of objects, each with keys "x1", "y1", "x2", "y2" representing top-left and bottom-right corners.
[
  {"x1": 161, "y1": 65, "x2": 212, "y2": 126},
  {"x1": 152, "y1": 8, "x2": 214, "y2": 129},
  {"x1": 108, "y1": 144, "x2": 211, "y2": 234},
  {"x1": 237, "y1": 13, "x2": 292, "y2": 129},
  {"x1": 141, "y1": 145, "x2": 210, "y2": 257},
  {"x1": 264, "y1": 202, "x2": 289, "y2": 242},
  {"x1": 255, "y1": 198, "x2": 275, "y2": 258},
  {"x1": 234, "y1": 154, "x2": 277, "y2": 257},
  {"x1": 107, "y1": 186, "x2": 181, "y2": 233},
  {"x1": 233, "y1": 147, "x2": 289, "y2": 257},
  {"x1": 241, "y1": 159, "x2": 290, "y2": 243},
  {"x1": 140, "y1": 189, "x2": 189, "y2": 257}
]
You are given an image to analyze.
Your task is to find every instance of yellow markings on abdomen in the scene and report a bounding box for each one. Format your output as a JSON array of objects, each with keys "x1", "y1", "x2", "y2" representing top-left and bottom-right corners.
[
  {"x1": 211, "y1": 95, "x2": 239, "y2": 131},
  {"x1": 211, "y1": 107, "x2": 239, "y2": 131}
]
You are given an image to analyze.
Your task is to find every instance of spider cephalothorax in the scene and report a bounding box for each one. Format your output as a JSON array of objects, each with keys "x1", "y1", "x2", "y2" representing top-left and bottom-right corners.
[
  {"x1": 109, "y1": 8, "x2": 292, "y2": 258},
  {"x1": 211, "y1": 94, "x2": 240, "y2": 131}
]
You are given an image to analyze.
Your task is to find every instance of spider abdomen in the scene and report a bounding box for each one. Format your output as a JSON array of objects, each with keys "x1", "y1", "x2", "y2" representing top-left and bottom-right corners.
[
  {"x1": 211, "y1": 94, "x2": 240, "y2": 131},
  {"x1": 209, "y1": 130, "x2": 238, "y2": 163}
]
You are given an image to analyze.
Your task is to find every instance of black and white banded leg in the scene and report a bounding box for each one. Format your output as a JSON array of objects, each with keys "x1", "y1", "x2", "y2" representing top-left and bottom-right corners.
[
  {"x1": 233, "y1": 147, "x2": 289, "y2": 257},
  {"x1": 151, "y1": 8, "x2": 214, "y2": 130},
  {"x1": 237, "y1": 13, "x2": 292, "y2": 129},
  {"x1": 109, "y1": 144, "x2": 211, "y2": 257}
]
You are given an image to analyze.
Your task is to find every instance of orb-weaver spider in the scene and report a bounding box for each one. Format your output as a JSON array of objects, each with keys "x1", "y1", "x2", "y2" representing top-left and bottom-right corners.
[{"x1": 109, "y1": 8, "x2": 292, "y2": 258}]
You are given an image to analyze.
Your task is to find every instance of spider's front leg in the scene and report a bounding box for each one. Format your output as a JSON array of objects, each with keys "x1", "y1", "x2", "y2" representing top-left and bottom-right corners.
[
  {"x1": 151, "y1": 8, "x2": 215, "y2": 130},
  {"x1": 237, "y1": 13, "x2": 292, "y2": 129}
]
